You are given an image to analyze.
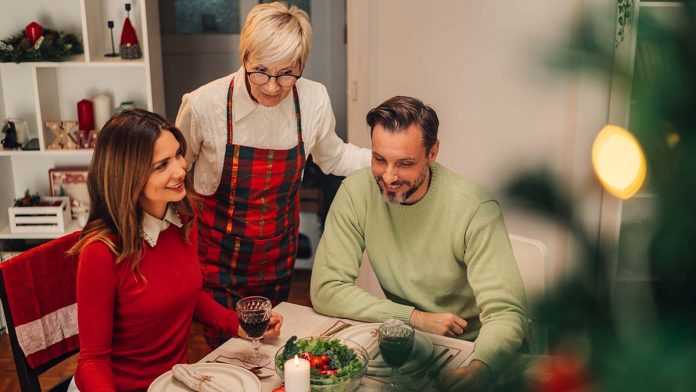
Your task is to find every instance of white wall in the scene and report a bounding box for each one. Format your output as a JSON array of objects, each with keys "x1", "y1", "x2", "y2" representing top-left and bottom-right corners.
[{"x1": 347, "y1": 0, "x2": 616, "y2": 281}]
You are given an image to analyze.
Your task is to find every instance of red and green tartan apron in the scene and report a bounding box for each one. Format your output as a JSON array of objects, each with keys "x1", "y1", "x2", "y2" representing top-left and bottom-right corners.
[{"x1": 197, "y1": 79, "x2": 305, "y2": 348}]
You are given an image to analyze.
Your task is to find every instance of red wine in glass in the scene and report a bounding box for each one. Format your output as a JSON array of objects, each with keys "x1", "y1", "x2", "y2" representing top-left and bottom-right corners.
[
  {"x1": 378, "y1": 321, "x2": 415, "y2": 392},
  {"x1": 239, "y1": 314, "x2": 271, "y2": 338},
  {"x1": 379, "y1": 335, "x2": 414, "y2": 368},
  {"x1": 236, "y1": 296, "x2": 272, "y2": 366}
]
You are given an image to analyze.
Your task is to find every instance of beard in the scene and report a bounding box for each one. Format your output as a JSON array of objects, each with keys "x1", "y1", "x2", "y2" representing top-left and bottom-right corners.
[{"x1": 375, "y1": 165, "x2": 430, "y2": 204}]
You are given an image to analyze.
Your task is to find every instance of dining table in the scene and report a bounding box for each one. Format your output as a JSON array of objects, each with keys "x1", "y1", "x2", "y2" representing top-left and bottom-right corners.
[{"x1": 199, "y1": 302, "x2": 476, "y2": 391}]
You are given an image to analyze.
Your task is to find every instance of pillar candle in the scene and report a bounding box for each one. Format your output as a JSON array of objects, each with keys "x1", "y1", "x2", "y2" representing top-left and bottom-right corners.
[
  {"x1": 25, "y1": 21, "x2": 43, "y2": 45},
  {"x1": 77, "y1": 99, "x2": 94, "y2": 131},
  {"x1": 284, "y1": 355, "x2": 310, "y2": 392},
  {"x1": 93, "y1": 94, "x2": 112, "y2": 131}
]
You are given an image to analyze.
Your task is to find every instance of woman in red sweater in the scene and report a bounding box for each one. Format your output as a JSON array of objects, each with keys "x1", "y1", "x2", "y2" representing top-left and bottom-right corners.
[{"x1": 69, "y1": 109, "x2": 283, "y2": 391}]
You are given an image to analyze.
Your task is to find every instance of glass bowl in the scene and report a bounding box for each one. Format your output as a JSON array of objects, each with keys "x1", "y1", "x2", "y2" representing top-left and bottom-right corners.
[{"x1": 275, "y1": 337, "x2": 369, "y2": 392}]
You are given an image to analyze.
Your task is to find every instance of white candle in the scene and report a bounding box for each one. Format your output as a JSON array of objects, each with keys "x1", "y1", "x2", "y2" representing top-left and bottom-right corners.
[
  {"x1": 93, "y1": 94, "x2": 113, "y2": 131},
  {"x1": 285, "y1": 355, "x2": 310, "y2": 392}
]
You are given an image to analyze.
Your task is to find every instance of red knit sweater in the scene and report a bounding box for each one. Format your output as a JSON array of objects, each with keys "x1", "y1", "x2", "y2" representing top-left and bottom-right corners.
[{"x1": 74, "y1": 223, "x2": 239, "y2": 392}]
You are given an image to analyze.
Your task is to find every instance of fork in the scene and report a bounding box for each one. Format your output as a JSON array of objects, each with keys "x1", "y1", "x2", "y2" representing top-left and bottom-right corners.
[
  {"x1": 427, "y1": 353, "x2": 455, "y2": 377},
  {"x1": 412, "y1": 348, "x2": 450, "y2": 378},
  {"x1": 207, "y1": 358, "x2": 274, "y2": 381},
  {"x1": 321, "y1": 322, "x2": 352, "y2": 337}
]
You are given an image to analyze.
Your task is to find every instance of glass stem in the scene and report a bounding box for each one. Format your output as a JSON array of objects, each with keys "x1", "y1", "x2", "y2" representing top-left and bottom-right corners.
[
  {"x1": 390, "y1": 366, "x2": 401, "y2": 386},
  {"x1": 252, "y1": 337, "x2": 261, "y2": 355}
]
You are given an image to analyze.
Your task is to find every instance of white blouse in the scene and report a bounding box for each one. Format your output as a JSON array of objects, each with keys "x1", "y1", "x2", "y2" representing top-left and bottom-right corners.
[{"x1": 175, "y1": 66, "x2": 371, "y2": 195}]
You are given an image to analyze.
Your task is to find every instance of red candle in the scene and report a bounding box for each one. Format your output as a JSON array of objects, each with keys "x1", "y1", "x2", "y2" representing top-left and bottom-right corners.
[
  {"x1": 25, "y1": 21, "x2": 43, "y2": 45},
  {"x1": 77, "y1": 99, "x2": 95, "y2": 131}
]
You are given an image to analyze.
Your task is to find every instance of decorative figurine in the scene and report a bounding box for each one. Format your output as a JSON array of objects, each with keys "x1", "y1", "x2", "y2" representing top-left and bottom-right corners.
[
  {"x1": 119, "y1": 3, "x2": 142, "y2": 59},
  {"x1": 1, "y1": 120, "x2": 22, "y2": 150},
  {"x1": 105, "y1": 20, "x2": 119, "y2": 57}
]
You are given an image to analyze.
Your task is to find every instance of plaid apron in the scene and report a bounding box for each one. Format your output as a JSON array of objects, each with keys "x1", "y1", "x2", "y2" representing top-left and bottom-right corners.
[{"x1": 198, "y1": 79, "x2": 306, "y2": 348}]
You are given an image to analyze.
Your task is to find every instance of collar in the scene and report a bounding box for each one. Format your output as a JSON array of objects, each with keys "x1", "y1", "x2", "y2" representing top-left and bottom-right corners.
[
  {"x1": 141, "y1": 206, "x2": 183, "y2": 247},
  {"x1": 232, "y1": 66, "x2": 258, "y2": 122}
]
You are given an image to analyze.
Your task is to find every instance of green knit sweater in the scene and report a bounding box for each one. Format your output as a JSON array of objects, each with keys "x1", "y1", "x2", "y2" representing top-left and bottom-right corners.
[{"x1": 310, "y1": 163, "x2": 528, "y2": 373}]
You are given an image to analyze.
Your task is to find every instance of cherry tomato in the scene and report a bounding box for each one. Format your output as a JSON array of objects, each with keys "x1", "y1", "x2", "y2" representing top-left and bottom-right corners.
[
  {"x1": 300, "y1": 352, "x2": 312, "y2": 361},
  {"x1": 321, "y1": 364, "x2": 330, "y2": 371},
  {"x1": 272, "y1": 386, "x2": 285, "y2": 392},
  {"x1": 320, "y1": 369, "x2": 337, "y2": 376},
  {"x1": 310, "y1": 356, "x2": 323, "y2": 368},
  {"x1": 319, "y1": 355, "x2": 330, "y2": 364}
]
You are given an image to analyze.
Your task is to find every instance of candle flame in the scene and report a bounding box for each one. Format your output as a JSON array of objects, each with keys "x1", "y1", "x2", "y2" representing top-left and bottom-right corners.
[{"x1": 294, "y1": 354, "x2": 299, "y2": 366}]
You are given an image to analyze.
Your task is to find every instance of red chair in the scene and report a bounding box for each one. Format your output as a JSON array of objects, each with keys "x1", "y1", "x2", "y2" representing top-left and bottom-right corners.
[{"x1": 0, "y1": 231, "x2": 81, "y2": 392}]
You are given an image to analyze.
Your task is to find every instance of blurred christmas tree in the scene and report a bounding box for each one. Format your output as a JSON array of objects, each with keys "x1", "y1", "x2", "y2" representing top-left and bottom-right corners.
[{"x1": 505, "y1": 1, "x2": 696, "y2": 390}]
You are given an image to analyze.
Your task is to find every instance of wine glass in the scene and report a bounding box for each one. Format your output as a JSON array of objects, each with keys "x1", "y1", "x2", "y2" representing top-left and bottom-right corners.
[
  {"x1": 236, "y1": 296, "x2": 272, "y2": 366},
  {"x1": 378, "y1": 320, "x2": 415, "y2": 391}
]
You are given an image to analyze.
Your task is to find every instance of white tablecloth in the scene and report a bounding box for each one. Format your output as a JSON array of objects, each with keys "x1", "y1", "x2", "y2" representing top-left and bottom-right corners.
[{"x1": 199, "y1": 302, "x2": 475, "y2": 391}]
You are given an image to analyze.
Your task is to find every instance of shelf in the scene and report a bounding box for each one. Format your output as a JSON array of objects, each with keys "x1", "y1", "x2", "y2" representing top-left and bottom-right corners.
[
  {"x1": 0, "y1": 56, "x2": 146, "y2": 69},
  {"x1": 0, "y1": 149, "x2": 94, "y2": 157},
  {"x1": 0, "y1": 219, "x2": 82, "y2": 239}
]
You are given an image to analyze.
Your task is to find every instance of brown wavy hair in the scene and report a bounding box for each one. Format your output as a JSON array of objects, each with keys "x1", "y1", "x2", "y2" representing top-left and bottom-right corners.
[{"x1": 69, "y1": 109, "x2": 196, "y2": 275}]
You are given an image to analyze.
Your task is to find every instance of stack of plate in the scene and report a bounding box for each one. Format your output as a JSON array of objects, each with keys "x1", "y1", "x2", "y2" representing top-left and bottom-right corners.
[{"x1": 334, "y1": 323, "x2": 433, "y2": 376}]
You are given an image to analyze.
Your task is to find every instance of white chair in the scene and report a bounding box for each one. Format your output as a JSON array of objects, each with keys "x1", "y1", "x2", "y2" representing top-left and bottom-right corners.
[
  {"x1": 355, "y1": 253, "x2": 386, "y2": 299},
  {"x1": 509, "y1": 234, "x2": 549, "y2": 354}
]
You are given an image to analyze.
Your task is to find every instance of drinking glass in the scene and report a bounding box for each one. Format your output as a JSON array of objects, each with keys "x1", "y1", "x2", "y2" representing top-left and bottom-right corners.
[
  {"x1": 236, "y1": 296, "x2": 272, "y2": 366},
  {"x1": 378, "y1": 320, "x2": 415, "y2": 391}
]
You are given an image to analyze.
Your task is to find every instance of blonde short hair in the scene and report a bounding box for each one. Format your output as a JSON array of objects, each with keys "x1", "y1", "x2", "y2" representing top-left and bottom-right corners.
[{"x1": 239, "y1": 2, "x2": 312, "y2": 68}]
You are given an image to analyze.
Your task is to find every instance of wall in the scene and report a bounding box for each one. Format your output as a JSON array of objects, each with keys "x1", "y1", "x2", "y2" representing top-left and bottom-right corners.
[{"x1": 346, "y1": 0, "x2": 616, "y2": 281}]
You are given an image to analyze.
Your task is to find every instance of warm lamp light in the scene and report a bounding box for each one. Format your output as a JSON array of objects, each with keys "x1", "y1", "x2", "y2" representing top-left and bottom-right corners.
[{"x1": 592, "y1": 125, "x2": 646, "y2": 200}]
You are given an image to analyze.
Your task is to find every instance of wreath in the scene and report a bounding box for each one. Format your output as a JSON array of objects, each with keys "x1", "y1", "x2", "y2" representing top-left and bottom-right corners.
[{"x1": 0, "y1": 28, "x2": 83, "y2": 63}]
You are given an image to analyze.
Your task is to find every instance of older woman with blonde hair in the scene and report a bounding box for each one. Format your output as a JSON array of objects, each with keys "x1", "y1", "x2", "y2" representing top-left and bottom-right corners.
[
  {"x1": 176, "y1": 1, "x2": 370, "y2": 348},
  {"x1": 69, "y1": 109, "x2": 282, "y2": 391}
]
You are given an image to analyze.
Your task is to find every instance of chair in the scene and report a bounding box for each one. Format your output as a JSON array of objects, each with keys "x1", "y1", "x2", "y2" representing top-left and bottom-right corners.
[
  {"x1": 355, "y1": 252, "x2": 386, "y2": 299},
  {"x1": 509, "y1": 233, "x2": 549, "y2": 354},
  {"x1": 0, "y1": 231, "x2": 81, "y2": 392}
]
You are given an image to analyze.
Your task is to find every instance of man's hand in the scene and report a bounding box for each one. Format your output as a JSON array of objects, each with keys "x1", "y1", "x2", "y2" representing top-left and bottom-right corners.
[
  {"x1": 435, "y1": 360, "x2": 492, "y2": 392},
  {"x1": 237, "y1": 311, "x2": 283, "y2": 339},
  {"x1": 409, "y1": 309, "x2": 467, "y2": 337}
]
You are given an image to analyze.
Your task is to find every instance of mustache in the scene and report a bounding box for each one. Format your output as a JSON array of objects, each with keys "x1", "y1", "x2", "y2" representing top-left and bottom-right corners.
[{"x1": 377, "y1": 177, "x2": 406, "y2": 187}]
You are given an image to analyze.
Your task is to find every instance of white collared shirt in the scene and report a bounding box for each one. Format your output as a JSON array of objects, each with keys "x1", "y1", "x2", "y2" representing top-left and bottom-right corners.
[
  {"x1": 175, "y1": 66, "x2": 371, "y2": 195},
  {"x1": 141, "y1": 206, "x2": 183, "y2": 247}
]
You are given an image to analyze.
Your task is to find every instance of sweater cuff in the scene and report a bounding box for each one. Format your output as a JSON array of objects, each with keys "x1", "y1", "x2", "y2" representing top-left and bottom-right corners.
[
  {"x1": 386, "y1": 303, "x2": 415, "y2": 323},
  {"x1": 471, "y1": 346, "x2": 511, "y2": 375}
]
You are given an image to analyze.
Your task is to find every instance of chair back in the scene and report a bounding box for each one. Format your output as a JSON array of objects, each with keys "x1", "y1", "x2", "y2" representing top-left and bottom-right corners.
[
  {"x1": 0, "y1": 231, "x2": 81, "y2": 392},
  {"x1": 509, "y1": 233, "x2": 549, "y2": 353},
  {"x1": 355, "y1": 253, "x2": 386, "y2": 299}
]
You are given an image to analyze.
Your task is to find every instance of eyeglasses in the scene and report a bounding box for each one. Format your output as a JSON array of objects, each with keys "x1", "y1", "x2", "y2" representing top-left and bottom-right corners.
[{"x1": 245, "y1": 68, "x2": 301, "y2": 88}]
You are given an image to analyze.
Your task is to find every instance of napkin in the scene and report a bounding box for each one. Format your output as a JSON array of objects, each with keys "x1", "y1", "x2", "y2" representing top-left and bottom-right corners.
[{"x1": 172, "y1": 364, "x2": 228, "y2": 392}]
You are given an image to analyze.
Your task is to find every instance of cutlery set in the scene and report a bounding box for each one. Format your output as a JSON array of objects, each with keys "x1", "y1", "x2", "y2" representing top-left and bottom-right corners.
[
  {"x1": 208, "y1": 355, "x2": 274, "y2": 381},
  {"x1": 320, "y1": 321, "x2": 353, "y2": 337}
]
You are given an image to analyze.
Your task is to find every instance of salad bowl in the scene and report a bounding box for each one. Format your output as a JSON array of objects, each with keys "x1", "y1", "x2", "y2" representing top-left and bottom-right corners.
[{"x1": 275, "y1": 336, "x2": 369, "y2": 392}]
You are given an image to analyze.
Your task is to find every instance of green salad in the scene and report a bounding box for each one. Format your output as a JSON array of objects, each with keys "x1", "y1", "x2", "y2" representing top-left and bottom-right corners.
[{"x1": 276, "y1": 336, "x2": 364, "y2": 382}]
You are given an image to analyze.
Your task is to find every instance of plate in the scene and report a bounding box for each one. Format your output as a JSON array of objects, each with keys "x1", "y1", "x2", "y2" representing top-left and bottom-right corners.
[
  {"x1": 334, "y1": 323, "x2": 433, "y2": 376},
  {"x1": 148, "y1": 363, "x2": 261, "y2": 392}
]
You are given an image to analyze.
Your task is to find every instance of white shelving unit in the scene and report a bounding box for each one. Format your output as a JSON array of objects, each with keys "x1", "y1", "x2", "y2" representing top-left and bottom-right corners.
[{"x1": 0, "y1": 0, "x2": 164, "y2": 240}]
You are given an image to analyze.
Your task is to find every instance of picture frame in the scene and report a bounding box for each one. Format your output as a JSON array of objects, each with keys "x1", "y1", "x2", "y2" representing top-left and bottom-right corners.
[{"x1": 49, "y1": 168, "x2": 89, "y2": 218}]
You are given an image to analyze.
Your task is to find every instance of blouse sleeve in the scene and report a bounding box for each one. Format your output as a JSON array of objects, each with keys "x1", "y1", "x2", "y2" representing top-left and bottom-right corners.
[
  {"x1": 308, "y1": 85, "x2": 371, "y2": 176},
  {"x1": 74, "y1": 241, "x2": 118, "y2": 392},
  {"x1": 175, "y1": 93, "x2": 201, "y2": 169}
]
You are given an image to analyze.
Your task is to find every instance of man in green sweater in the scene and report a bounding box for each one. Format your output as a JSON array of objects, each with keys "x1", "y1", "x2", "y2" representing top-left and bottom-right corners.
[{"x1": 310, "y1": 96, "x2": 528, "y2": 391}]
